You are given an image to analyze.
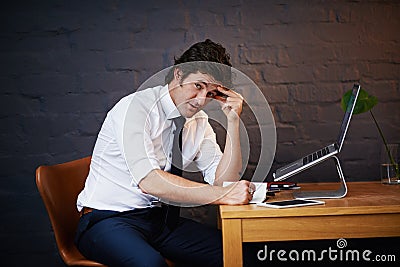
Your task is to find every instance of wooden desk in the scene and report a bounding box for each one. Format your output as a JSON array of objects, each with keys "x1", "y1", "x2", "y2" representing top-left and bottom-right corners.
[{"x1": 219, "y1": 182, "x2": 400, "y2": 267}]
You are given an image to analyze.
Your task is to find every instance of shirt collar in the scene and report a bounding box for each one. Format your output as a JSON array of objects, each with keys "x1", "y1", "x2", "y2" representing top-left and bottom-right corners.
[{"x1": 160, "y1": 84, "x2": 182, "y2": 120}]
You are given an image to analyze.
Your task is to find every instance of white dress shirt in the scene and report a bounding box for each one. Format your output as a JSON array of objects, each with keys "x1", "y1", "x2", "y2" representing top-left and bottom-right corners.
[{"x1": 77, "y1": 85, "x2": 223, "y2": 212}]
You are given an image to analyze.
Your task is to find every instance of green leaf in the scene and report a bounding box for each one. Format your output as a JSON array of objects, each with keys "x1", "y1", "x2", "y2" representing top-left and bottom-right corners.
[{"x1": 341, "y1": 88, "x2": 378, "y2": 115}]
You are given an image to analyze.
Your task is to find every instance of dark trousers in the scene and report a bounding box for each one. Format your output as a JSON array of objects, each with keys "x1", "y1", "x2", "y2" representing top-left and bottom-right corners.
[{"x1": 75, "y1": 207, "x2": 222, "y2": 267}]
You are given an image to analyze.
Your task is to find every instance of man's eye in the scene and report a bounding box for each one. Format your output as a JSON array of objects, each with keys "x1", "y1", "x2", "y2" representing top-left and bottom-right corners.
[
  {"x1": 207, "y1": 92, "x2": 216, "y2": 98},
  {"x1": 195, "y1": 83, "x2": 202, "y2": 89}
]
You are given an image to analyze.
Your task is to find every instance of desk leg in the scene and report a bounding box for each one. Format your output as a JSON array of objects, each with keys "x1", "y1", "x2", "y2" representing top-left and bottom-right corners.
[{"x1": 221, "y1": 218, "x2": 242, "y2": 267}]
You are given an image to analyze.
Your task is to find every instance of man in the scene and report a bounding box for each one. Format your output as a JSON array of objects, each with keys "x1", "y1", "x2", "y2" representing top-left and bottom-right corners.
[{"x1": 75, "y1": 39, "x2": 255, "y2": 267}]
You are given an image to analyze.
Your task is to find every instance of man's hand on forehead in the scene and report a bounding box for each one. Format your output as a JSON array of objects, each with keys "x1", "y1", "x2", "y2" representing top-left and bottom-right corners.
[
  {"x1": 212, "y1": 86, "x2": 229, "y2": 101},
  {"x1": 199, "y1": 82, "x2": 230, "y2": 101}
]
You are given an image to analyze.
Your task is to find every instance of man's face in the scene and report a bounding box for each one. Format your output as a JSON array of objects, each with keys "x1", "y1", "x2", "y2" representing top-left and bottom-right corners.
[{"x1": 169, "y1": 71, "x2": 222, "y2": 118}]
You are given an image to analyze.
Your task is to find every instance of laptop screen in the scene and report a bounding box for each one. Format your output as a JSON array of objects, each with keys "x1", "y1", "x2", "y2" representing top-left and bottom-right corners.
[{"x1": 336, "y1": 84, "x2": 361, "y2": 151}]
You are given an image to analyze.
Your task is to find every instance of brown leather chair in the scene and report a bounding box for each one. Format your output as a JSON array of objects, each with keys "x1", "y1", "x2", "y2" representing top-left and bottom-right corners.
[
  {"x1": 36, "y1": 157, "x2": 174, "y2": 267},
  {"x1": 36, "y1": 156, "x2": 105, "y2": 266}
]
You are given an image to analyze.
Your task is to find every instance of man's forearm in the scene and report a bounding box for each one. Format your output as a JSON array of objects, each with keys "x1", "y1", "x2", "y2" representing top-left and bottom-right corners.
[
  {"x1": 139, "y1": 169, "x2": 227, "y2": 205},
  {"x1": 214, "y1": 119, "x2": 242, "y2": 186}
]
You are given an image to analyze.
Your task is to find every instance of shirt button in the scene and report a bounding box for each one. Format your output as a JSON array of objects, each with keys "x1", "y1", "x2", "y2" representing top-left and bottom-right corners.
[
  {"x1": 173, "y1": 130, "x2": 176, "y2": 134},
  {"x1": 169, "y1": 153, "x2": 172, "y2": 158}
]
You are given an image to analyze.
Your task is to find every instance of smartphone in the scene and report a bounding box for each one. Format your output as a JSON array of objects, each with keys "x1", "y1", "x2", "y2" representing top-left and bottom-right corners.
[
  {"x1": 267, "y1": 181, "x2": 299, "y2": 189},
  {"x1": 257, "y1": 199, "x2": 325, "y2": 209}
]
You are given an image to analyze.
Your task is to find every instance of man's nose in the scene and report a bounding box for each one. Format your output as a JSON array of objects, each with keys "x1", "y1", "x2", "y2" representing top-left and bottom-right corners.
[{"x1": 195, "y1": 90, "x2": 208, "y2": 106}]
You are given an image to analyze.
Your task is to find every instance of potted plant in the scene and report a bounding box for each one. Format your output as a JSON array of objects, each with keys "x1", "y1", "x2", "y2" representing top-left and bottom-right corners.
[{"x1": 341, "y1": 88, "x2": 399, "y2": 182}]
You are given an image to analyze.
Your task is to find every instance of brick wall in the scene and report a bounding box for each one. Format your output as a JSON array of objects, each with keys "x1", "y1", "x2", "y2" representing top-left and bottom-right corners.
[{"x1": 1, "y1": 1, "x2": 399, "y2": 266}]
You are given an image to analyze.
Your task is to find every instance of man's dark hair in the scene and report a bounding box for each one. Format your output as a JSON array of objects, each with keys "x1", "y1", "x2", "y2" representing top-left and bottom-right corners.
[
  {"x1": 165, "y1": 39, "x2": 232, "y2": 87},
  {"x1": 174, "y1": 39, "x2": 231, "y2": 66}
]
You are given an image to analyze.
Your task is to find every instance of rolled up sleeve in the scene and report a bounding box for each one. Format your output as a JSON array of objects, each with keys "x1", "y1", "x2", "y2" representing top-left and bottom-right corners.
[{"x1": 194, "y1": 123, "x2": 223, "y2": 185}]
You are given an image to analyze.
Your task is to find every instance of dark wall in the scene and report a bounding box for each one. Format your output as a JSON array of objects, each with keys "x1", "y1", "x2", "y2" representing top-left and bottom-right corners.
[{"x1": 1, "y1": 1, "x2": 399, "y2": 266}]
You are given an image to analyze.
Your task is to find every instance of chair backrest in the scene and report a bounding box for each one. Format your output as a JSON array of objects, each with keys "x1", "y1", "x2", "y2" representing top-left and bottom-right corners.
[{"x1": 36, "y1": 157, "x2": 106, "y2": 267}]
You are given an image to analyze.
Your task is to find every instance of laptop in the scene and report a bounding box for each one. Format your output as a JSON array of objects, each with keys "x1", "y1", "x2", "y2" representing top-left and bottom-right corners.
[{"x1": 273, "y1": 84, "x2": 361, "y2": 182}]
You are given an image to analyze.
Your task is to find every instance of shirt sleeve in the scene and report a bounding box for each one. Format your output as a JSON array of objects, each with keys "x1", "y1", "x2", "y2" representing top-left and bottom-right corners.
[
  {"x1": 113, "y1": 94, "x2": 161, "y2": 186},
  {"x1": 194, "y1": 122, "x2": 223, "y2": 185}
]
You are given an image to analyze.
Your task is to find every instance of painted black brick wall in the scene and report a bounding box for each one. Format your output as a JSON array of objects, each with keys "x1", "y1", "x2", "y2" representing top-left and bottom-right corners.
[{"x1": 1, "y1": 1, "x2": 399, "y2": 266}]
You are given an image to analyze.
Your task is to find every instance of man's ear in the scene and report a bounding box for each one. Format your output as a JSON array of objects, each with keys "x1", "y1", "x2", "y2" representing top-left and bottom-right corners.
[{"x1": 174, "y1": 68, "x2": 183, "y2": 83}]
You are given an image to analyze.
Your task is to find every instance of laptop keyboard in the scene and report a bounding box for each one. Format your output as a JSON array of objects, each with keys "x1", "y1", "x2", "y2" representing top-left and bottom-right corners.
[{"x1": 303, "y1": 146, "x2": 330, "y2": 165}]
